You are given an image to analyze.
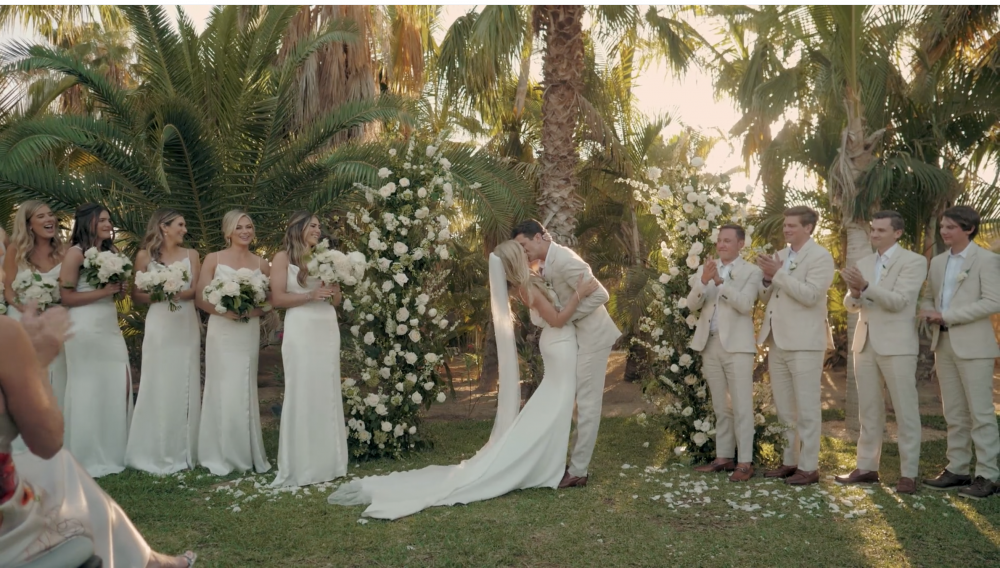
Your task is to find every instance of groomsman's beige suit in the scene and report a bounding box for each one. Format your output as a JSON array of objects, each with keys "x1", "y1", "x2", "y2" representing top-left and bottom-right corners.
[
  {"x1": 687, "y1": 257, "x2": 762, "y2": 466},
  {"x1": 758, "y1": 238, "x2": 835, "y2": 477},
  {"x1": 844, "y1": 245, "x2": 927, "y2": 480},
  {"x1": 920, "y1": 242, "x2": 1000, "y2": 483}
]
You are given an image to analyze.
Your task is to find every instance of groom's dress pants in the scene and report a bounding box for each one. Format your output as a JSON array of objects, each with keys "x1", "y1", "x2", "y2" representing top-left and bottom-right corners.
[
  {"x1": 767, "y1": 339, "x2": 824, "y2": 472},
  {"x1": 568, "y1": 345, "x2": 614, "y2": 478}
]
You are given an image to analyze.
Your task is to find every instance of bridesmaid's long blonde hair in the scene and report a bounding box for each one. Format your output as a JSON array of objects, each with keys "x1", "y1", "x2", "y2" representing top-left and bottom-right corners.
[
  {"x1": 493, "y1": 240, "x2": 547, "y2": 306},
  {"x1": 282, "y1": 210, "x2": 316, "y2": 287},
  {"x1": 11, "y1": 200, "x2": 64, "y2": 270},
  {"x1": 221, "y1": 210, "x2": 253, "y2": 247},
  {"x1": 140, "y1": 208, "x2": 183, "y2": 262}
]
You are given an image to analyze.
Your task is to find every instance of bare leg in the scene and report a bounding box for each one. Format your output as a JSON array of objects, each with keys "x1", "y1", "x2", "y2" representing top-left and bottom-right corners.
[{"x1": 146, "y1": 550, "x2": 196, "y2": 568}]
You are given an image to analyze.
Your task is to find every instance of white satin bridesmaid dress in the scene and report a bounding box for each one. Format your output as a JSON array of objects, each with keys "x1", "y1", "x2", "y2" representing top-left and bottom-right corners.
[
  {"x1": 62, "y1": 248, "x2": 133, "y2": 478},
  {"x1": 270, "y1": 264, "x2": 347, "y2": 487},
  {"x1": 125, "y1": 257, "x2": 202, "y2": 474},
  {"x1": 197, "y1": 262, "x2": 270, "y2": 476}
]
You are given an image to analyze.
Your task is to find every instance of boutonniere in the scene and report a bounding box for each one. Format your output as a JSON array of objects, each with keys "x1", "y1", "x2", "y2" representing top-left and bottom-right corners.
[
  {"x1": 957, "y1": 270, "x2": 969, "y2": 283},
  {"x1": 788, "y1": 261, "x2": 798, "y2": 273}
]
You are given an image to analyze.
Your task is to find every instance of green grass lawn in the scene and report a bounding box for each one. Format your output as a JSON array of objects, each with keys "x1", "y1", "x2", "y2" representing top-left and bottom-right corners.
[{"x1": 99, "y1": 415, "x2": 1000, "y2": 567}]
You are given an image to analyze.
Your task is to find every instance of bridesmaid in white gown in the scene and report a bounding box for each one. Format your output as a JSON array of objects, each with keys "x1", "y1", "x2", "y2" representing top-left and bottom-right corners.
[
  {"x1": 195, "y1": 210, "x2": 271, "y2": 476},
  {"x1": 1, "y1": 305, "x2": 196, "y2": 567},
  {"x1": 125, "y1": 209, "x2": 203, "y2": 474},
  {"x1": 60, "y1": 203, "x2": 133, "y2": 478},
  {"x1": 329, "y1": 240, "x2": 599, "y2": 520},
  {"x1": 3, "y1": 201, "x2": 68, "y2": 410},
  {"x1": 269, "y1": 211, "x2": 348, "y2": 487}
]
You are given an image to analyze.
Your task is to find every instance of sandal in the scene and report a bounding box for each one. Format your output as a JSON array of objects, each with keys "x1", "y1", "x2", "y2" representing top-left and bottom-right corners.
[{"x1": 184, "y1": 551, "x2": 197, "y2": 567}]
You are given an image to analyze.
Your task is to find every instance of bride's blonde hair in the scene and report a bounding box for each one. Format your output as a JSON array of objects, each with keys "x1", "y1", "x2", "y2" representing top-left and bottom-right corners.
[{"x1": 493, "y1": 240, "x2": 548, "y2": 305}]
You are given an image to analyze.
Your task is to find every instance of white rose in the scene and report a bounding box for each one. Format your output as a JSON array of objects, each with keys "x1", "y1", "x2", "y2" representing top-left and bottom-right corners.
[
  {"x1": 676, "y1": 298, "x2": 687, "y2": 309},
  {"x1": 681, "y1": 406, "x2": 694, "y2": 417},
  {"x1": 376, "y1": 404, "x2": 388, "y2": 416},
  {"x1": 416, "y1": 293, "x2": 430, "y2": 306},
  {"x1": 364, "y1": 332, "x2": 375, "y2": 345},
  {"x1": 691, "y1": 156, "x2": 705, "y2": 168},
  {"x1": 425, "y1": 145, "x2": 437, "y2": 157},
  {"x1": 657, "y1": 186, "x2": 672, "y2": 200},
  {"x1": 438, "y1": 319, "x2": 448, "y2": 329},
  {"x1": 686, "y1": 192, "x2": 699, "y2": 203},
  {"x1": 682, "y1": 203, "x2": 695, "y2": 214},
  {"x1": 686, "y1": 255, "x2": 700, "y2": 269},
  {"x1": 684, "y1": 374, "x2": 698, "y2": 385},
  {"x1": 685, "y1": 314, "x2": 698, "y2": 327},
  {"x1": 393, "y1": 273, "x2": 408, "y2": 286},
  {"x1": 428, "y1": 308, "x2": 438, "y2": 318},
  {"x1": 690, "y1": 242, "x2": 704, "y2": 255},
  {"x1": 669, "y1": 267, "x2": 680, "y2": 276},
  {"x1": 350, "y1": 325, "x2": 360, "y2": 337},
  {"x1": 439, "y1": 157, "x2": 451, "y2": 170},
  {"x1": 396, "y1": 324, "x2": 408, "y2": 335},
  {"x1": 674, "y1": 446, "x2": 686, "y2": 455},
  {"x1": 409, "y1": 426, "x2": 417, "y2": 435},
  {"x1": 397, "y1": 307, "x2": 410, "y2": 321},
  {"x1": 381, "y1": 421, "x2": 392, "y2": 432},
  {"x1": 693, "y1": 432, "x2": 708, "y2": 446},
  {"x1": 436, "y1": 392, "x2": 446, "y2": 403},
  {"x1": 670, "y1": 364, "x2": 680, "y2": 373},
  {"x1": 650, "y1": 204, "x2": 663, "y2": 216},
  {"x1": 379, "y1": 367, "x2": 391, "y2": 379},
  {"x1": 395, "y1": 382, "x2": 406, "y2": 392},
  {"x1": 647, "y1": 166, "x2": 662, "y2": 181},
  {"x1": 417, "y1": 188, "x2": 428, "y2": 199},
  {"x1": 409, "y1": 329, "x2": 421, "y2": 342},
  {"x1": 382, "y1": 281, "x2": 394, "y2": 292},
  {"x1": 411, "y1": 392, "x2": 423, "y2": 404},
  {"x1": 679, "y1": 354, "x2": 693, "y2": 367},
  {"x1": 393, "y1": 424, "x2": 405, "y2": 438},
  {"x1": 399, "y1": 178, "x2": 410, "y2": 187},
  {"x1": 658, "y1": 273, "x2": 672, "y2": 284},
  {"x1": 423, "y1": 381, "x2": 434, "y2": 391},
  {"x1": 405, "y1": 373, "x2": 417, "y2": 383},
  {"x1": 343, "y1": 378, "x2": 356, "y2": 388},
  {"x1": 687, "y1": 224, "x2": 701, "y2": 237},
  {"x1": 393, "y1": 242, "x2": 408, "y2": 256},
  {"x1": 365, "y1": 393, "x2": 380, "y2": 407},
  {"x1": 425, "y1": 353, "x2": 438, "y2": 364},
  {"x1": 378, "y1": 167, "x2": 392, "y2": 178}
]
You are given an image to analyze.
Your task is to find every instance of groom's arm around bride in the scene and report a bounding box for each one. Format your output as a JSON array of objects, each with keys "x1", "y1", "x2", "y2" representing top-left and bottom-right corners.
[{"x1": 511, "y1": 220, "x2": 621, "y2": 488}]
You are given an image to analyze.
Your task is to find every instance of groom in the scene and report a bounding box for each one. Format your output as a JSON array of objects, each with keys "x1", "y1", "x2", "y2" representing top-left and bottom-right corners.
[{"x1": 512, "y1": 220, "x2": 621, "y2": 488}]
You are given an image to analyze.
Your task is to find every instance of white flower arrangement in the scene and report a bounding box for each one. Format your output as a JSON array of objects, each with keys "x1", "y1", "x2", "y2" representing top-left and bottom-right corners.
[
  {"x1": 622, "y1": 156, "x2": 784, "y2": 464},
  {"x1": 307, "y1": 239, "x2": 366, "y2": 298},
  {"x1": 338, "y1": 137, "x2": 459, "y2": 459},
  {"x1": 135, "y1": 261, "x2": 190, "y2": 311},
  {"x1": 80, "y1": 247, "x2": 133, "y2": 289},
  {"x1": 12, "y1": 270, "x2": 61, "y2": 310},
  {"x1": 202, "y1": 267, "x2": 270, "y2": 323}
]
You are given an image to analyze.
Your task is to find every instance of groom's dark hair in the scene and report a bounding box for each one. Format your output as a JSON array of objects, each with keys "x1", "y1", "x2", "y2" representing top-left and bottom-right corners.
[{"x1": 511, "y1": 219, "x2": 547, "y2": 240}]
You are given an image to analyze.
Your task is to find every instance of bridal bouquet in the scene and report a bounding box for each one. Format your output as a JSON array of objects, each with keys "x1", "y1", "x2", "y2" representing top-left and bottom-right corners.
[
  {"x1": 202, "y1": 268, "x2": 270, "y2": 322},
  {"x1": 307, "y1": 239, "x2": 367, "y2": 291},
  {"x1": 80, "y1": 247, "x2": 133, "y2": 289},
  {"x1": 12, "y1": 271, "x2": 61, "y2": 310},
  {"x1": 135, "y1": 261, "x2": 190, "y2": 312}
]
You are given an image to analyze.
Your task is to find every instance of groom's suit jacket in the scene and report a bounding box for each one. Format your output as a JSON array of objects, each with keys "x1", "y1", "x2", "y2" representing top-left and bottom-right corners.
[
  {"x1": 919, "y1": 242, "x2": 1000, "y2": 359},
  {"x1": 844, "y1": 247, "x2": 927, "y2": 356},
  {"x1": 543, "y1": 243, "x2": 621, "y2": 354},
  {"x1": 756, "y1": 238, "x2": 835, "y2": 351},
  {"x1": 686, "y1": 257, "x2": 762, "y2": 354}
]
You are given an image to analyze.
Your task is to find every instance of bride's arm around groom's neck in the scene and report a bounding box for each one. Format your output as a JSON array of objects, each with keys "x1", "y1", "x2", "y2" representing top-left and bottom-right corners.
[{"x1": 550, "y1": 244, "x2": 610, "y2": 321}]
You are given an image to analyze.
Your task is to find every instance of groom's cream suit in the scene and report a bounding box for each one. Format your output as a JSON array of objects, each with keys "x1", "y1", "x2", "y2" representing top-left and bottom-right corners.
[
  {"x1": 543, "y1": 243, "x2": 621, "y2": 478},
  {"x1": 920, "y1": 242, "x2": 1000, "y2": 481},
  {"x1": 687, "y1": 257, "x2": 762, "y2": 463},
  {"x1": 844, "y1": 244, "x2": 927, "y2": 478},
  {"x1": 757, "y1": 238, "x2": 835, "y2": 472}
]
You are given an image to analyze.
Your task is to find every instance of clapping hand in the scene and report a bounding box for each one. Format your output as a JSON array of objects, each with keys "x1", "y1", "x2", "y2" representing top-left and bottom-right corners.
[
  {"x1": 20, "y1": 301, "x2": 73, "y2": 367},
  {"x1": 701, "y1": 258, "x2": 719, "y2": 285},
  {"x1": 756, "y1": 253, "x2": 781, "y2": 280},
  {"x1": 840, "y1": 266, "x2": 866, "y2": 297}
]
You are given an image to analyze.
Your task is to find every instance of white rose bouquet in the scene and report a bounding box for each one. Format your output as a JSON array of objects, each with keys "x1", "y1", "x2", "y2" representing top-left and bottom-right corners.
[
  {"x1": 202, "y1": 267, "x2": 270, "y2": 322},
  {"x1": 307, "y1": 239, "x2": 366, "y2": 296},
  {"x1": 80, "y1": 247, "x2": 133, "y2": 289},
  {"x1": 12, "y1": 271, "x2": 61, "y2": 310},
  {"x1": 135, "y1": 261, "x2": 190, "y2": 312}
]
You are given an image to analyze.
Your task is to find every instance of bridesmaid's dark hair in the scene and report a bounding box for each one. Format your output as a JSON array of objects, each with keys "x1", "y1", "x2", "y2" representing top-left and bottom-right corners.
[
  {"x1": 283, "y1": 210, "x2": 317, "y2": 287},
  {"x1": 70, "y1": 203, "x2": 116, "y2": 252}
]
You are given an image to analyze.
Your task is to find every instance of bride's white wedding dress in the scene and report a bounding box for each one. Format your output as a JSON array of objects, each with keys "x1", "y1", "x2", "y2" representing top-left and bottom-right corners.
[{"x1": 329, "y1": 254, "x2": 577, "y2": 520}]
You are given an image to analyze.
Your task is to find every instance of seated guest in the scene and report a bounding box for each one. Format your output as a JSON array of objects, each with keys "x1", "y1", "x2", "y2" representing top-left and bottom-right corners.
[
  {"x1": 0, "y1": 302, "x2": 197, "y2": 567},
  {"x1": 686, "y1": 224, "x2": 762, "y2": 482}
]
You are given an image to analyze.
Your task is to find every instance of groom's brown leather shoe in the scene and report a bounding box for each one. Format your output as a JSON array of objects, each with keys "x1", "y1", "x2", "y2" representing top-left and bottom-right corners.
[
  {"x1": 559, "y1": 470, "x2": 588, "y2": 488},
  {"x1": 729, "y1": 463, "x2": 754, "y2": 482},
  {"x1": 834, "y1": 469, "x2": 880, "y2": 485},
  {"x1": 764, "y1": 464, "x2": 798, "y2": 478},
  {"x1": 694, "y1": 459, "x2": 736, "y2": 473},
  {"x1": 785, "y1": 469, "x2": 819, "y2": 486}
]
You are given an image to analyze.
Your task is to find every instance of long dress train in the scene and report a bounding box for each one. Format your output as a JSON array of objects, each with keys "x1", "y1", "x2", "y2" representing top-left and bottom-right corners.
[
  {"x1": 63, "y1": 253, "x2": 133, "y2": 478},
  {"x1": 125, "y1": 257, "x2": 202, "y2": 474},
  {"x1": 197, "y1": 263, "x2": 270, "y2": 476},
  {"x1": 270, "y1": 265, "x2": 348, "y2": 487},
  {"x1": 328, "y1": 253, "x2": 577, "y2": 520}
]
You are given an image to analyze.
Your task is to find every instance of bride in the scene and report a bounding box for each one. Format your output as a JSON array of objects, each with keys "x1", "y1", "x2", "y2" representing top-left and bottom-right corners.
[{"x1": 328, "y1": 240, "x2": 600, "y2": 520}]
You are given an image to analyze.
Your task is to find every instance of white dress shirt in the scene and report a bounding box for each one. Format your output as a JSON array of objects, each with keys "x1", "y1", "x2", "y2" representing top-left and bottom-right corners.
[
  {"x1": 709, "y1": 261, "x2": 734, "y2": 333},
  {"x1": 940, "y1": 245, "x2": 970, "y2": 313},
  {"x1": 782, "y1": 243, "x2": 804, "y2": 272},
  {"x1": 873, "y1": 243, "x2": 899, "y2": 286}
]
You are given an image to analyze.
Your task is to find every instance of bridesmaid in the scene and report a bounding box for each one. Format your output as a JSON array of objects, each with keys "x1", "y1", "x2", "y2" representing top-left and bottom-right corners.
[
  {"x1": 3, "y1": 201, "x2": 68, "y2": 409},
  {"x1": 125, "y1": 209, "x2": 202, "y2": 474},
  {"x1": 269, "y1": 211, "x2": 348, "y2": 487},
  {"x1": 60, "y1": 203, "x2": 132, "y2": 477},
  {"x1": 195, "y1": 210, "x2": 271, "y2": 476}
]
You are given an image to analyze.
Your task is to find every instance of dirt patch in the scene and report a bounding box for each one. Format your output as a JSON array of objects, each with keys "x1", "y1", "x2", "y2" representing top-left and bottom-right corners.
[{"x1": 822, "y1": 420, "x2": 948, "y2": 442}]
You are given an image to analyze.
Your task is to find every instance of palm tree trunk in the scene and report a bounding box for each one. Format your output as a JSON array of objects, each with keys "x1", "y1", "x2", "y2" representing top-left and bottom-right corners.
[{"x1": 533, "y1": 5, "x2": 585, "y2": 245}]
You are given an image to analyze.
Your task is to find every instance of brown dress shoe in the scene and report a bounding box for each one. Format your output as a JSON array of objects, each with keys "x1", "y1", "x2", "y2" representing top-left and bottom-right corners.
[
  {"x1": 896, "y1": 477, "x2": 917, "y2": 495},
  {"x1": 834, "y1": 469, "x2": 880, "y2": 485},
  {"x1": 558, "y1": 471, "x2": 588, "y2": 489},
  {"x1": 785, "y1": 469, "x2": 820, "y2": 486},
  {"x1": 694, "y1": 459, "x2": 736, "y2": 473},
  {"x1": 729, "y1": 463, "x2": 754, "y2": 482},
  {"x1": 764, "y1": 464, "x2": 798, "y2": 478}
]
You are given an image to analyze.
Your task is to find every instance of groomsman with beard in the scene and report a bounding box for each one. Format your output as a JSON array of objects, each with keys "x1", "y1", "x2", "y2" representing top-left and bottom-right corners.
[
  {"x1": 836, "y1": 211, "x2": 927, "y2": 494},
  {"x1": 756, "y1": 206, "x2": 835, "y2": 486},
  {"x1": 919, "y1": 206, "x2": 1000, "y2": 499},
  {"x1": 686, "y1": 224, "x2": 763, "y2": 482}
]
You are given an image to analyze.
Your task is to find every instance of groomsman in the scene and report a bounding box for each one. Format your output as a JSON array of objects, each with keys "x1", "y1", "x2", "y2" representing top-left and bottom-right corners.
[
  {"x1": 919, "y1": 206, "x2": 1000, "y2": 499},
  {"x1": 836, "y1": 211, "x2": 927, "y2": 494},
  {"x1": 687, "y1": 224, "x2": 763, "y2": 482},
  {"x1": 756, "y1": 206, "x2": 835, "y2": 486}
]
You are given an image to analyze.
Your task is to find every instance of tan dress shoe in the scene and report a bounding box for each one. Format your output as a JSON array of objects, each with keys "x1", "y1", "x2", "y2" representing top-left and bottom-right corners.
[
  {"x1": 729, "y1": 463, "x2": 754, "y2": 482},
  {"x1": 896, "y1": 477, "x2": 917, "y2": 494},
  {"x1": 764, "y1": 464, "x2": 798, "y2": 478},
  {"x1": 785, "y1": 469, "x2": 820, "y2": 486},
  {"x1": 694, "y1": 459, "x2": 736, "y2": 473},
  {"x1": 834, "y1": 469, "x2": 880, "y2": 484}
]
